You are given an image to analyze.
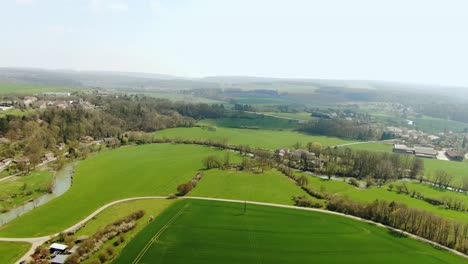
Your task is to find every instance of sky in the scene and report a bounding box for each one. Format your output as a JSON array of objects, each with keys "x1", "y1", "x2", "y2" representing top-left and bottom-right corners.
[{"x1": 1, "y1": 0, "x2": 468, "y2": 86}]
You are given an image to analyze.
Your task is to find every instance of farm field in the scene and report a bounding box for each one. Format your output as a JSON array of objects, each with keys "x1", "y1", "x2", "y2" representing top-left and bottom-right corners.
[
  {"x1": 0, "y1": 241, "x2": 30, "y2": 264},
  {"x1": 0, "y1": 144, "x2": 239, "y2": 237},
  {"x1": 305, "y1": 175, "x2": 468, "y2": 222},
  {"x1": 114, "y1": 199, "x2": 466, "y2": 264},
  {"x1": 0, "y1": 170, "x2": 54, "y2": 213},
  {"x1": 75, "y1": 199, "x2": 175, "y2": 264},
  {"x1": 201, "y1": 114, "x2": 302, "y2": 130},
  {"x1": 190, "y1": 169, "x2": 312, "y2": 205},
  {"x1": 154, "y1": 127, "x2": 353, "y2": 150},
  {"x1": 262, "y1": 111, "x2": 317, "y2": 120},
  {"x1": 0, "y1": 83, "x2": 73, "y2": 95},
  {"x1": 344, "y1": 142, "x2": 393, "y2": 152}
]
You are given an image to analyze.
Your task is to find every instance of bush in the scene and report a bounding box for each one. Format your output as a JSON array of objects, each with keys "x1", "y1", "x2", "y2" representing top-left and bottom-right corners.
[
  {"x1": 293, "y1": 195, "x2": 323, "y2": 208},
  {"x1": 106, "y1": 246, "x2": 114, "y2": 255},
  {"x1": 98, "y1": 252, "x2": 109, "y2": 263}
]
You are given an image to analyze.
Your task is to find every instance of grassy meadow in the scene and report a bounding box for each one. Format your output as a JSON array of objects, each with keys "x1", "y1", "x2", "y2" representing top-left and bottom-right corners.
[
  {"x1": 0, "y1": 83, "x2": 73, "y2": 95},
  {"x1": 114, "y1": 199, "x2": 466, "y2": 264},
  {"x1": 0, "y1": 144, "x2": 240, "y2": 237},
  {"x1": 0, "y1": 242, "x2": 31, "y2": 264},
  {"x1": 190, "y1": 169, "x2": 312, "y2": 205},
  {"x1": 0, "y1": 171, "x2": 54, "y2": 213},
  {"x1": 305, "y1": 175, "x2": 468, "y2": 222},
  {"x1": 154, "y1": 127, "x2": 353, "y2": 150}
]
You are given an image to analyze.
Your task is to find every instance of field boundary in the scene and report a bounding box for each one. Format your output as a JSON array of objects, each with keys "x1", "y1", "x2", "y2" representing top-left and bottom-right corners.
[
  {"x1": 1, "y1": 196, "x2": 466, "y2": 263},
  {"x1": 131, "y1": 202, "x2": 191, "y2": 264}
]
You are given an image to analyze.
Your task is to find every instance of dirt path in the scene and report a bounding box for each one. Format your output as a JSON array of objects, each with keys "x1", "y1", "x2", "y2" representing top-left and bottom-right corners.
[{"x1": 1, "y1": 196, "x2": 466, "y2": 264}]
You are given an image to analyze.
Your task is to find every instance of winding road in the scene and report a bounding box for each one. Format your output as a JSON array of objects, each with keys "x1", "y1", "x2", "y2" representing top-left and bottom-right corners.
[{"x1": 1, "y1": 196, "x2": 466, "y2": 264}]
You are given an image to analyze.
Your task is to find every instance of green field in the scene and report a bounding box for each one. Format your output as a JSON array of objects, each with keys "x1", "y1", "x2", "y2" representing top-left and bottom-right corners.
[
  {"x1": 0, "y1": 242, "x2": 30, "y2": 264},
  {"x1": 344, "y1": 142, "x2": 394, "y2": 152},
  {"x1": 262, "y1": 111, "x2": 317, "y2": 120},
  {"x1": 155, "y1": 127, "x2": 353, "y2": 150},
  {"x1": 0, "y1": 144, "x2": 239, "y2": 237},
  {"x1": 0, "y1": 83, "x2": 73, "y2": 95},
  {"x1": 114, "y1": 199, "x2": 466, "y2": 264},
  {"x1": 409, "y1": 115, "x2": 468, "y2": 134},
  {"x1": 75, "y1": 199, "x2": 175, "y2": 264},
  {"x1": 202, "y1": 114, "x2": 302, "y2": 130},
  {"x1": 305, "y1": 175, "x2": 468, "y2": 222},
  {"x1": 190, "y1": 169, "x2": 311, "y2": 205},
  {"x1": 0, "y1": 170, "x2": 54, "y2": 212}
]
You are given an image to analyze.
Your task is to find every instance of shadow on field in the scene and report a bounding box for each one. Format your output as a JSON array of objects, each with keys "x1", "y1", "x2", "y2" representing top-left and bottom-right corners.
[{"x1": 388, "y1": 229, "x2": 407, "y2": 238}]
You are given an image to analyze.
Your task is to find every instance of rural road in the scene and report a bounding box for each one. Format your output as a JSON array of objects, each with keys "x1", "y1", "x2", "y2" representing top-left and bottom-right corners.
[{"x1": 1, "y1": 196, "x2": 466, "y2": 264}]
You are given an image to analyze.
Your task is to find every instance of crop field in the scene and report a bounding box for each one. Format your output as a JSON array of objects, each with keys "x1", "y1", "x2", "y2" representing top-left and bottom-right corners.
[
  {"x1": 190, "y1": 169, "x2": 312, "y2": 205},
  {"x1": 154, "y1": 127, "x2": 353, "y2": 150},
  {"x1": 0, "y1": 170, "x2": 53, "y2": 212},
  {"x1": 305, "y1": 175, "x2": 468, "y2": 222},
  {"x1": 0, "y1": 83, "x2": 73, "y2": 95},
  {"x1": 114, "y1": 199, "x2": 466, "y2": 264},
  {"x1": 0, "y1": 144, "x2": 240, "y2": 237},
  {"x1": 0, "y1": 241, "x2": 30, "y2": 264}
]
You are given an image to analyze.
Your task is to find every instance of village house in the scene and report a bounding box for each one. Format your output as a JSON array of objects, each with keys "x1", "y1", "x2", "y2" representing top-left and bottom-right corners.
[
  {"x1": 445, "y1": 150, "x2": 464, "y2": 161},
  {"x1": 0, "y1": 158, "x2": 12, "y2": 171},
  {"x1": 291, "y1": 149, "x2": 314, "y2": 159},
  {"x1": 13, "y1": 157, "x2": 30, "y2": 165},
  {"x1": 275, "y1": 148, "x2": 290, "y2": 157},
  {"x1": 22, "y1": 96, "x2": 38, "y2": 107}
]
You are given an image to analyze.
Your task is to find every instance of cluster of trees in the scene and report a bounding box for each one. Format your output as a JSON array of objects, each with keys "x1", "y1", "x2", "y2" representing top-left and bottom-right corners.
[
  {"x1": 300, "y1": 119, "x2": 376, "y2": 140},
  {"x1": 327, "y1": 196, "x2": 468, "y2": 254},
  {"x1": 0, "y1": 95, "x2": 230, "y2": 172},
  {"x1": 176, "y1": 172, "x2": 204, "y2": 196},
  {"x1": 415, "y1": 103, "x2": 468, "y2": 125},
  {"x1": 286, "y1": 146, "x2": 424, "y2": 185},
  {"x1": 233, "y1": 104, "x2": 255, "y2": 112}
]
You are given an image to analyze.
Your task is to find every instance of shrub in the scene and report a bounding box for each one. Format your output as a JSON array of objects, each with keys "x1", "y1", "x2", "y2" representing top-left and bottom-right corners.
[
  {"x1": 106, "y1": 246, "x2": 114, "y2": 255},
  {"x1": 98, "y1": 252, "x2": 109, "y2": 263}
]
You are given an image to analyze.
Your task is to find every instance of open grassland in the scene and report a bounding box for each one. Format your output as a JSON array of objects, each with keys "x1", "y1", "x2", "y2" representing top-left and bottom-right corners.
[
  {"x1": 345, "y1": 142, "x2": 394, "y2": 152},
  {"x1": 114, "y1": 199, "x2": 466, "y2": 264},
  {"x1": 137, "y1": 91, "x2": 223, "y2": 103},
  {"x1": 262, "y1": 111, "x2": 317, "y2": 120},
  {"x1": 201, "y1": 115, "x2": 302, "y2": 130},
  {"x1": 75, "y1": 199, "x2": 175, "y2": 264},
  {"x1": 155, "y1": 127, "x2": 353, "y2": 150},
  {"x1": 0, "y1": 83, "x2": 73, "y2": 95},
  {"x1": 424, "y1": 159, "x2": 468, "y2": 186},
  {"x1": 0, "y1": 242, "x2": 31, "y2": 264},
  {"x1": 305, "y1": 175, "x2": 468, "y2": 222},
  {"x1": 409, "y1": 115, "x2": 468, "y2": 134},
  {"x1": 0, "y1": 144, "x2": 239, "y2": 237},
  {"x1": 0, "y1": 170, "x2": 53, "y2": 213},
  {"x1": 190, "y1": 169, "x2": 312, "y2": 205}
]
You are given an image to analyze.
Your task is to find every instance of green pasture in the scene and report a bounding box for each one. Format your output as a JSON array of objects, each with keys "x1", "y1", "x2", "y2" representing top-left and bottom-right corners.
[
  {"x1": 0, "y1": 83, "x2": 73, "y2": 95},
  {"x1": 114, "y1": 199, "x2": 466, "y2": 264},
  {"x1": 262, "y1": 111, "x2": 316, "y2": 121},
  {"x1": 0, "y1": 144, "x2": 240, "y2": 237},
  {"x1": 154, "y1": 127, "x2": 353, "y2": 150},
  {"x1": 344, "y1": 142, "x2": 393, "y2": 152},
  {"x1": 190, "y1": 169, "x2": 311, "y2": 205},
  {"x1": 202, "y1": 114, "x2": 302, "y2": 130},
  {"x1": 0, "y1": 171, "x2": 53, "y2": 213},
  {"x1": 424, "y1": 159, "x2": 468, "y2": 186},
  {"x1": 0, "y1": 242, "x2": 30, "y2": 264}
]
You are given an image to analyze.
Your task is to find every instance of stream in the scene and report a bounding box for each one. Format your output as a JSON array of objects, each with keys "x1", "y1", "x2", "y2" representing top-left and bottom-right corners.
[{"x1": 0, "y1": 163, "x2": 76, "y2": 226}]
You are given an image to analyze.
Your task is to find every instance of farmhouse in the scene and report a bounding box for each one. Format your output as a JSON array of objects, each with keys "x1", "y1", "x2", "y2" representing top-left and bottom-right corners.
[
  {"x1": 291, "y1": 149, "x2": 314, "y2": 159},
  {"x1": 392, "y1": 144, "x2": 414, "y2": 154},
  {"x1": 414, "y1": 146, "x2": 437, "y2": 159},
  {"x1": 445, "y1": 150, "x2": 464, "y2": 161},
  {"x1": 49, "y1": 243, "x2": 68, "y2": 253},
  {"x1": 275, "y1": 148, "x2": 290, "y2": 157}
]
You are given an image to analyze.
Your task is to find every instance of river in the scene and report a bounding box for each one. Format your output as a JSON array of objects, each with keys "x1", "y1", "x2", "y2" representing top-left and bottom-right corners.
[{"x1": 0, "y1": 163, "x2": 76, "y2": 226}]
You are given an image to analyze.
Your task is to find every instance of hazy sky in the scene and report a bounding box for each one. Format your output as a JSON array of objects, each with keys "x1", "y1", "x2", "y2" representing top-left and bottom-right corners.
[{"x1": 1, "y1": 0, "x2": 468, "y2": 86}]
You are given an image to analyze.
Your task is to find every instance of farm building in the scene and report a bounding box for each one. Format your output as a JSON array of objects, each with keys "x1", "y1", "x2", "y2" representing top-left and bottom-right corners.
[
  {"x1": 291, "y1": 149, "x2": 314, "y2": 159},
  {"x1": 51, "y1": 254, "x2": 69, "y2": 264},
  {"x1": 414, "y1": 146, "x2": 437, "y2": 159},
  {"x1": 49, "y1": 243, "x2": 68, "y2": 253},
  {"x1": 392, "y1": 144, "x2": 414, "y2": 154},
  {"x1": 445, "y1": 150, "x2": 464, "y2": 161}
]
